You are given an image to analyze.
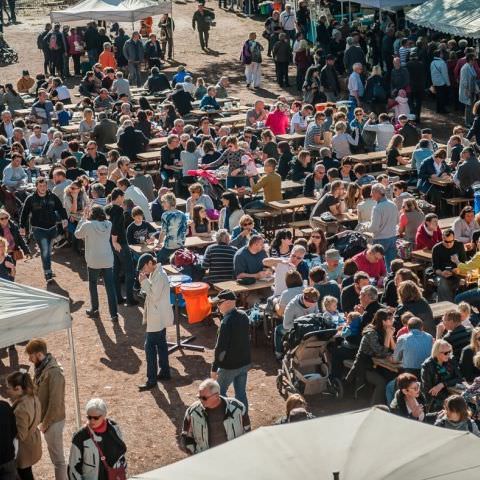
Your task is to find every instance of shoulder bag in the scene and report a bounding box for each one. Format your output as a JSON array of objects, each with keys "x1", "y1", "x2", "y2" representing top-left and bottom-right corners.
[{"x1": 87, "y1": 429, "x2": 127, "y2": 480}]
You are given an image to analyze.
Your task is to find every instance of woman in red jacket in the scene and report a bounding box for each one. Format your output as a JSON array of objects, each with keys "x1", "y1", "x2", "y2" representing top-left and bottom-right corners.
[{"x1": 415, "y1": 213, "x2": 443, "y2": 250}]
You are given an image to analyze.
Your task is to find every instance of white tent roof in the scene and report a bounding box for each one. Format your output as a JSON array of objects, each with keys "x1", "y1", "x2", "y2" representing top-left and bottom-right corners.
[
  {"x1": 50, "y1": 0, "x2": 172, "y2": 23},
  {"x1": 132, "y1": 408, "x2": 480, "y2": 480},
  {"x1": 341, "y1": 0, "x2": 425, "y2": 8},
  {"x1": 0, "y1": 279, "x2": 71, "y2": 348},
  {"x1": 406, "y1": 0, "x2": 480, "y2": 38}
]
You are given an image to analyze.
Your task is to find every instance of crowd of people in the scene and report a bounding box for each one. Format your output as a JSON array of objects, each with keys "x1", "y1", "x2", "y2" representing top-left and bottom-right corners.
[{"x1": 3, "y1": 0, "x2": 480, "y2": 478}]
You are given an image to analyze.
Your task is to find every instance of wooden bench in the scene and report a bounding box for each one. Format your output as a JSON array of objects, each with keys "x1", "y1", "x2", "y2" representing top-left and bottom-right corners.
[
  {"x1": 446, "y1": 197, "x2": 472, "y2": 215},
  {"x1": 288, "y1": 220, "x2": 311, "y2": 237}
]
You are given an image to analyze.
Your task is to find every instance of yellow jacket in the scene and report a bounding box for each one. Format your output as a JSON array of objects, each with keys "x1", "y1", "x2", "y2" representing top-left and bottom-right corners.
[{"x1": 457, "y1": 253, "x2": 480, "y2": 273}]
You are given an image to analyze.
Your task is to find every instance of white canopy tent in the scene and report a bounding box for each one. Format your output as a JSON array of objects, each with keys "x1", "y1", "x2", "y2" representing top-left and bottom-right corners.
[
  {"x1": 406, "y1": 0, "x2": 480, "y2": 39},
  {"x1": 346, "y1": 0, "x2": 424, "y2": 7},
  {"x1": 132, "y1": 408, "x2": 480, "y2": 480},
  {"x1": 50, "y1": 0, "x2": 172, "y2": 24},
  {"x1": 0, "y1": 279, "x2": 81, "y2": 427}
]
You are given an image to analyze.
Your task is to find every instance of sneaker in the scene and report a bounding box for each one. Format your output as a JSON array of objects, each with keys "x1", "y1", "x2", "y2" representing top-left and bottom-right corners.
[
  {"x1": 86, "y1": 309, "x2": 99, "y2": 318},
  {"x1": 45, "y1": 273, "x2": 54, "y2": 283},
  {"x1": 110, "y1": 315, "x2": 119, "y2": 323},
  {"x1": 138, "y1": 382, "x2": 157, "y2": 391},
  {"x1": 157, "y1": 372, "x2": 172, "y2": 380}
]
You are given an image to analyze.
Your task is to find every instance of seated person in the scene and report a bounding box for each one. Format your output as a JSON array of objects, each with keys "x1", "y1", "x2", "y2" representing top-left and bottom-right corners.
[
  {"x1": 434, "y1": 395, "x2": 480, "y2": 436},
  {"x1": 199, "y1": 86, "x2": 221, "y2": 111},
  {"x1": 233, "y1": 234, "x2": 269, "y2": 281},
  {"x1": 263, "y1": 245, "x2": 309, "y2": 296},
  {"x1": 310, "y1": 179, "x2": 346, "y2": 219},
  {"x1": 2, "y1": 153, "x2": 27, "y2": 190},
  {"x1": 109, "y1": 157, "x2": 135, "y2": 183},
  {"x1": 275, "y1": 287, "x2": 320, "y2": 358},
  {"x1": 452, "y1": 206, "x2": 479, "y2": 253},
  {"x1": 309, "y1": 266, "x2": 341, "y2": 304},
  {"x1": 185, "y1": 183, "x2": 215, "y2": 219},
  {"x1": 421, "y1": 339, "x2": 463, "y2": 412},
  {"x1": 201, "y1": 229, "x2": 237, "y2": 283},
  {"x1": 245, "y1": 158, "x2": 282, "y2": 208},
  {"x1": 230, "y1": 214, "x2": 259, "y2": 249},
  {"x1": 273, "y1": 270, "x2": 304, "y2": 317},
  {"x1": 352, "y1": 244, "x2": 387, "y2": 286},
  {"x1": 303, "y1": 162, "x2": 327, "y2": 198},
  {"x1": 437, "y1": 309, "x2": 472, "y2": 363},
  {"x1": 341, "y1": 271, "x2": 370, "y2": 313},
  {"x1": 412, "y1": 139, "x2": 433, "y2": 174},
  {"x1": 380, "y1": 259, "x2": 405, "y2": 308},
  {"x1": 190, "y1": 205, "x2": 211, "y2": 236},
  {"x1": 417, "y1": 148, "x2": 451, "y2": 207},
  {"x1": 432, "y1": 229, "x2": 466, "y2": 302},
  {"x1": 390, "y1": 372, "x2": 427, "y2": 421},
  {"x1": 126, "y1": 206, "x2": 157, "y2": 246},
  {"x1": 321, "y1": 295, "x2": 344, "y2": 325},
  {"x1": 415, "y1": 213, "x2": 443, "y2": 250},
  {"x1": 354, "y1": 163, "x2": 376, "y2": 187},
  {"x1": 321, "y1": 248, "x2": 344, "y2": 284}
]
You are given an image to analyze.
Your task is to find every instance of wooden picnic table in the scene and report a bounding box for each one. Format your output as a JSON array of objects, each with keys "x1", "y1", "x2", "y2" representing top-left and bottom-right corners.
[
  {"x1": 373, "y1": 357, "x2": 401, "y2": 373},
  {"x1": 105, "y1": 136, "x2": 168, "y2": 151},
  {"x1": 130, "y1": 234, "x2": 214, "y2": 255},
  {"x1": 228, "y1": 180, "x2": 303, "y2": 196},
  {"x1": 276, "y1": 132, "x2": 306, "y2": 143},
  {"x1": 411, "y1": 249, "x2": 432, "y2": 263},
  {"x1": 213, "y1": 278, "x2": 274, "y2": 294},
  {"x1": 218, "y1": 113, "x2": 246, "y2": 126},
  {"x1": 431, "y1": 301, "x2": 457, "y2": 320},
  {"x1": 429, "y1": 176, "x2": 454, "y2": 187},
  {"x1": 312, "y1": 211, "x2": 359, "y2": 226},
  {"x1": 59, "y1": 124, "x2": 80, "y2": 135},
  {"x1": 189, "y1": 106, "x2": 248, "y2": 117},
  {"x1": 136, "y1": 150, "x2": 161, "y2": 162},
  {"x1": 386, "y1": 164, "x2": 413, "y2": 176},
  {"x1": 438, "y1": 217, "x2": 455, "y2": 230},
  {"x1": 269, "y1": 197, "x2": 317, "y2": 224}
]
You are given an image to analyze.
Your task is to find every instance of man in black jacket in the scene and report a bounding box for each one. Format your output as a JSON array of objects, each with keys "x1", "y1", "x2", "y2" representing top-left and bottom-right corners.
[
  {"x1": 192, "y1": 3, "x2": 215, "y2": 50},
  {"x1": 272, "y1": 33, "x2": 292, "y2": 87},
  {"x1": 407, "y1": 52, "x2": 426, "y2": 123},
  {"x1": 20, "y1": 177, "x2": 68, "y2": 282},
  {"x1": 144, "y1": 33, "x2": 163, "y2": 69},
  {"x1": 0, "y1": 400, "x2": 17, "y2": 479},
  {"x1": 211, "y1": 289, "x2": 251, "y2": 412},
  {"x1": 170, "y1": 84, "x2": 194, "y2": 116},
  {"x1": 145, "y1": 67, "x2": 171, "y2": 93},
  {"x1": 320, "y1": 54, "x2": 340, "y2": 102},
  {"x1": 80, "y1": 141, "x2": 108, "y2": 172},
  {"x1": 118, "y1": 121, "x2": 149, "y2": 161},
  {"x1": 37, "y1": 23, "x2": 51, "y2": 75},
  {"x1": 91, "y1": 112, "x2": 117, "y2": 152}
]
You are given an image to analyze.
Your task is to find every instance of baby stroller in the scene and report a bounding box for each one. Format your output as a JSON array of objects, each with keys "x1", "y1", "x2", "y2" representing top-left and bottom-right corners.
[
  {"x1": 276, "y1": 313, "x2": 343, "y2": 399},
  {"x1": 187, "y1": 169, "x2": 226, "y2": 208}
]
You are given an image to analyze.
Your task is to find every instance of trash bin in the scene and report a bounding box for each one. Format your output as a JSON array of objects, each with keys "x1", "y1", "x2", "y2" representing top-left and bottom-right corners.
[
  {"x1": 180, "y1": 282, "x2": 212, "y2": 324},
  {"x1": 169, "y1": 274, "x2": 191, "y2": 308}
]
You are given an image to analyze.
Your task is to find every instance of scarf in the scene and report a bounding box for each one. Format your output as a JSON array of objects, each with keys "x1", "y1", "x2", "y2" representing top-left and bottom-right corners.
[{"x1": 34, "y1": 352, "x2": 52, "y2": 384}]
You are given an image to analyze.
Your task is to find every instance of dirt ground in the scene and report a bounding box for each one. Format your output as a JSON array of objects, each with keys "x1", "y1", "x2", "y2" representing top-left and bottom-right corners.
[{"x1": 0, "y1": 2, "x2": 463, "y2": 478}]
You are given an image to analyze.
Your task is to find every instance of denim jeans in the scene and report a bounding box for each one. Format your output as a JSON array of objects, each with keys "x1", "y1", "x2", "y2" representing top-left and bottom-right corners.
[
  {"x1": 274, "y1": 324, "x2": 286, "y2": 355},
  {"x1": 156, "y1": 246, "x2": 177, "y2": 265},
  {"x1": 145, "y1": 329, "x2": 170, "y2": 385},
  {"x1": 226, "y1": 176, "x2": 248, "y2": 189},
  {"x1": 455, "y1": 287, "x2": 480, "y2": 307},
  {"x1": 88, "y1": 267, "x2": 118, "y2": 317},
  {"x1": 374, "y1": 236, "x2": 397, "y2": 273},
  {"x1": 87, "y1": 48, "x2": 98, "y2": 64},
  {"x1": 127, "y1": 61, "x2": 142, "y2": 87},
  {"x1": 217, "y1": 364, "x2": 250, "y2": 412},
  {"x1": 113, "y1": 244, "x2": 135, "y2": 302},
  {"x1": 32, "y1": 226, "x2": 57, "y2": 276}
]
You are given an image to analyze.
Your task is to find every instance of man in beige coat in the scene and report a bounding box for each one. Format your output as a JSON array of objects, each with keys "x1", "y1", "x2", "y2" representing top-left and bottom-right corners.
[
  {"x1": 137, "y1": 253, "x2": 174, "y2": 391},
  {"x1": 25, "y1": 339, "x2": 67, "y2": 480}
]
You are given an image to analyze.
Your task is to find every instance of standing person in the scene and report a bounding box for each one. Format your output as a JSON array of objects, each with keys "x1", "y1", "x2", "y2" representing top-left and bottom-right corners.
[
  {"x1": 105, "y1": 188, "x2": 137, "y2": 306},
  {"x1": 122, "y1": 32, "x2": 144, "y2": 88},
  {"x1": 144, "y1": 33, "x2": 163, "y2": 69},
  {"x1": 241, "y1": 32, "x2": 264, "y2": 90},
  {"x1": 67, "y1": 27, "x2": 84, "y2": 76},
  {"x1": 68, "y1": 398, "x2": 127, "y2": 480},
  {"x1": 25, "y1": 339, "x2": 66, "y2": 480},
  {"x1": 192, "y1": 3, "x2": 215, "y2": 51},
  {"x1": 74, "y1": 205, "x2": 118, "y2": 322},
  {"x1": 180, "y1": 379, "x2": 250, "y2": 455},
  {"x1": 44, "y1": 23, "x2": 66, "y2": 77},
  {"x1": 137, "y1": 253, "x2": 173, "y2": 391},
  {"x1": 273, "y1": 33, "x2": 292, "y2": 88},
  {"x1": 0, "y1": 397, "x2": 17, "y2": 480},
  {"x1": 37, "y1": 23, "x2": 51, "y2": 75},
  {"x1": 113, "y1": 28, "x2": 129, "y2": 68},
  {"x1": 407, "y1": 51, "x2": 426, "y2": 123},
  {"x1": 211, "y1": 290, "x2": 251, "y2": 411},
  {"x1": 279, "y1": 3, "x2": 296, "y2": 45},
  {"x1": 159, "y1": 13, "x2": 174, "y2": 60},
  {"x1": 430, "y1": 50, "x2": 450, "y2": 114},
  {"x1": 320, "y1": 54, "x2": 341, "y2": 102},
  {"x1": 6, "y1": 371, "x2": 42, "y2": 480},
  {"x1": 264, "y1": 10, "x2": 280, "y2": 58},
  {"x1": 368, "y1": 182, "x2": 398, "y2": 273},
  {"x1": 459, "y1": 53, "x2": 478, "y2": 127},
  {"x1": 348, "y1": 62, "x2": 365, "y2": 110},
  {"x1": 19, "y1": 177, "x2": 68, "y2": 283}
]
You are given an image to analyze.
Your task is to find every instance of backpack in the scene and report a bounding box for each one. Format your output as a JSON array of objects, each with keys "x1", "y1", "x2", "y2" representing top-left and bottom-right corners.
[
  {"x1": 333, "y1": 232, "x2": 367, "y2": 260},
  {"x1": 372, "y1": 82, "x2": 387, "y2": 102},
  {"x1": 49, "y1": 33, "x2": 58, "y2": 50}
]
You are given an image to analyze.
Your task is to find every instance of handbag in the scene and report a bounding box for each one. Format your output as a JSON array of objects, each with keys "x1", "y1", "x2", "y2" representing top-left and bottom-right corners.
[
  {"x1": 12, "y1": 249, "x2": 24, "y2": 261},
  {"x1": 87, "y1": 428, "x2": 127, "y2": 480}
]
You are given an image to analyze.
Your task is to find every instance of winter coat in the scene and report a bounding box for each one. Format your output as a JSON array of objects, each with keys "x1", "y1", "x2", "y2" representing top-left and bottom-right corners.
[
  {"x1": 459, "y1": 63, "x2": 478, "y2": 106},
  {"x1": 75, "y1": 219, "x2": 114, "y2": 269}
]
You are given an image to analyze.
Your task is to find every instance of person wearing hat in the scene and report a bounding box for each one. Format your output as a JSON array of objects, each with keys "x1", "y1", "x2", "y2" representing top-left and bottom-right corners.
[
  {"x1": 16, "y1": 70, "x2": 34, "y2": 94},
  {"x1": 137, "y1": 253, "x2": 173, "y2": 391},
  {"x1": 211, "y1": 289, "x2": 251, "y2": 411}
]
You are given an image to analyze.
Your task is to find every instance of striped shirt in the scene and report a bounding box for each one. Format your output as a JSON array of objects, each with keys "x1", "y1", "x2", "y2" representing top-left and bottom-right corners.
[{"x1": 201, "y1": 243, "x2": 237, "y2": 283}]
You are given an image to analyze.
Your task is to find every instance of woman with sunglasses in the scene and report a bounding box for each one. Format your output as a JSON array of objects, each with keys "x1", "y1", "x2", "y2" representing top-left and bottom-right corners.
[
  {"x1": 68, "y1": 398, "x2": 127, "y2": 480},
  {"x1": 390, "y1": 372, "x2": 427, "y2": 421},
  {"x1": 0, "y1": 208, "x2": 30, "y2": 260},
  {"x1": 421, "y1": 339, "x2": 463, "y2": 413},
  {"x1": 269, "y1": 229, "x2": 293, "y2": 258}
]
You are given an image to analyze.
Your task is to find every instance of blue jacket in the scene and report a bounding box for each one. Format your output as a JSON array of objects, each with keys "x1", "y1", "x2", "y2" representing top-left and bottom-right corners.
[
  {"x1": 199, "y1": 94, "x2": 220, "y2": 111},
  {"x1": 417, "y1": 156, "x2": 451, "y2": 194}
]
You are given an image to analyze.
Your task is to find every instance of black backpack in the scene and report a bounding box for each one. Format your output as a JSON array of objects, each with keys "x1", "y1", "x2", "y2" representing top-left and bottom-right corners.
[{"x1": 333, "y1": 232, "x2": 367, "y2": 259}]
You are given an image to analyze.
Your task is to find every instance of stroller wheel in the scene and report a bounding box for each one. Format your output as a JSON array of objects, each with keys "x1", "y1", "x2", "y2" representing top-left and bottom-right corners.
[{"x1": 331, "y1": 377, "x2": 344, "y2": 400}]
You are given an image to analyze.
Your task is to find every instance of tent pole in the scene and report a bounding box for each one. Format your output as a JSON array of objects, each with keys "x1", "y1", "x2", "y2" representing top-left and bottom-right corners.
[
  {"x1": 68, "y1": 326, "x2": 81, "y2": 429},
  {"x1": 348, "y1": 1, "x2": 351, "y2": 23},
  {"x1": 341, "y1": 1, "x2": 343, "y2": 19}
]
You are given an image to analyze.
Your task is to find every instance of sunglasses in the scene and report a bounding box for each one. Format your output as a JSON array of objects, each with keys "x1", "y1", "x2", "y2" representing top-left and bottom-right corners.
[
  {"x1": 98, "y1": 172, "x2": 107, "y2": 176},
  {"x1": 292, "y1": 255, "x2": 304, "y2": 260},
  {"x1": 311, "y1": 235, "x2": 321, "y2": 239},
  {"x1": 440, "y1": 350, "x2": 452, "y2": 356},
  {"x1": 444, "y1": 240, "x2": 454, "y2": 244},
  {"x1": 197, "y1": 393, "x2": 217, "y2": 401},
  {"x1": 242, "y1": 223, "x2": 253, "y2": 227},
  {"x1": 87, "y1": 415, "x2": 102, "y2": 420},
  {"x1": 0, "y1": 217, "x2": 8, "y2": 220}
]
